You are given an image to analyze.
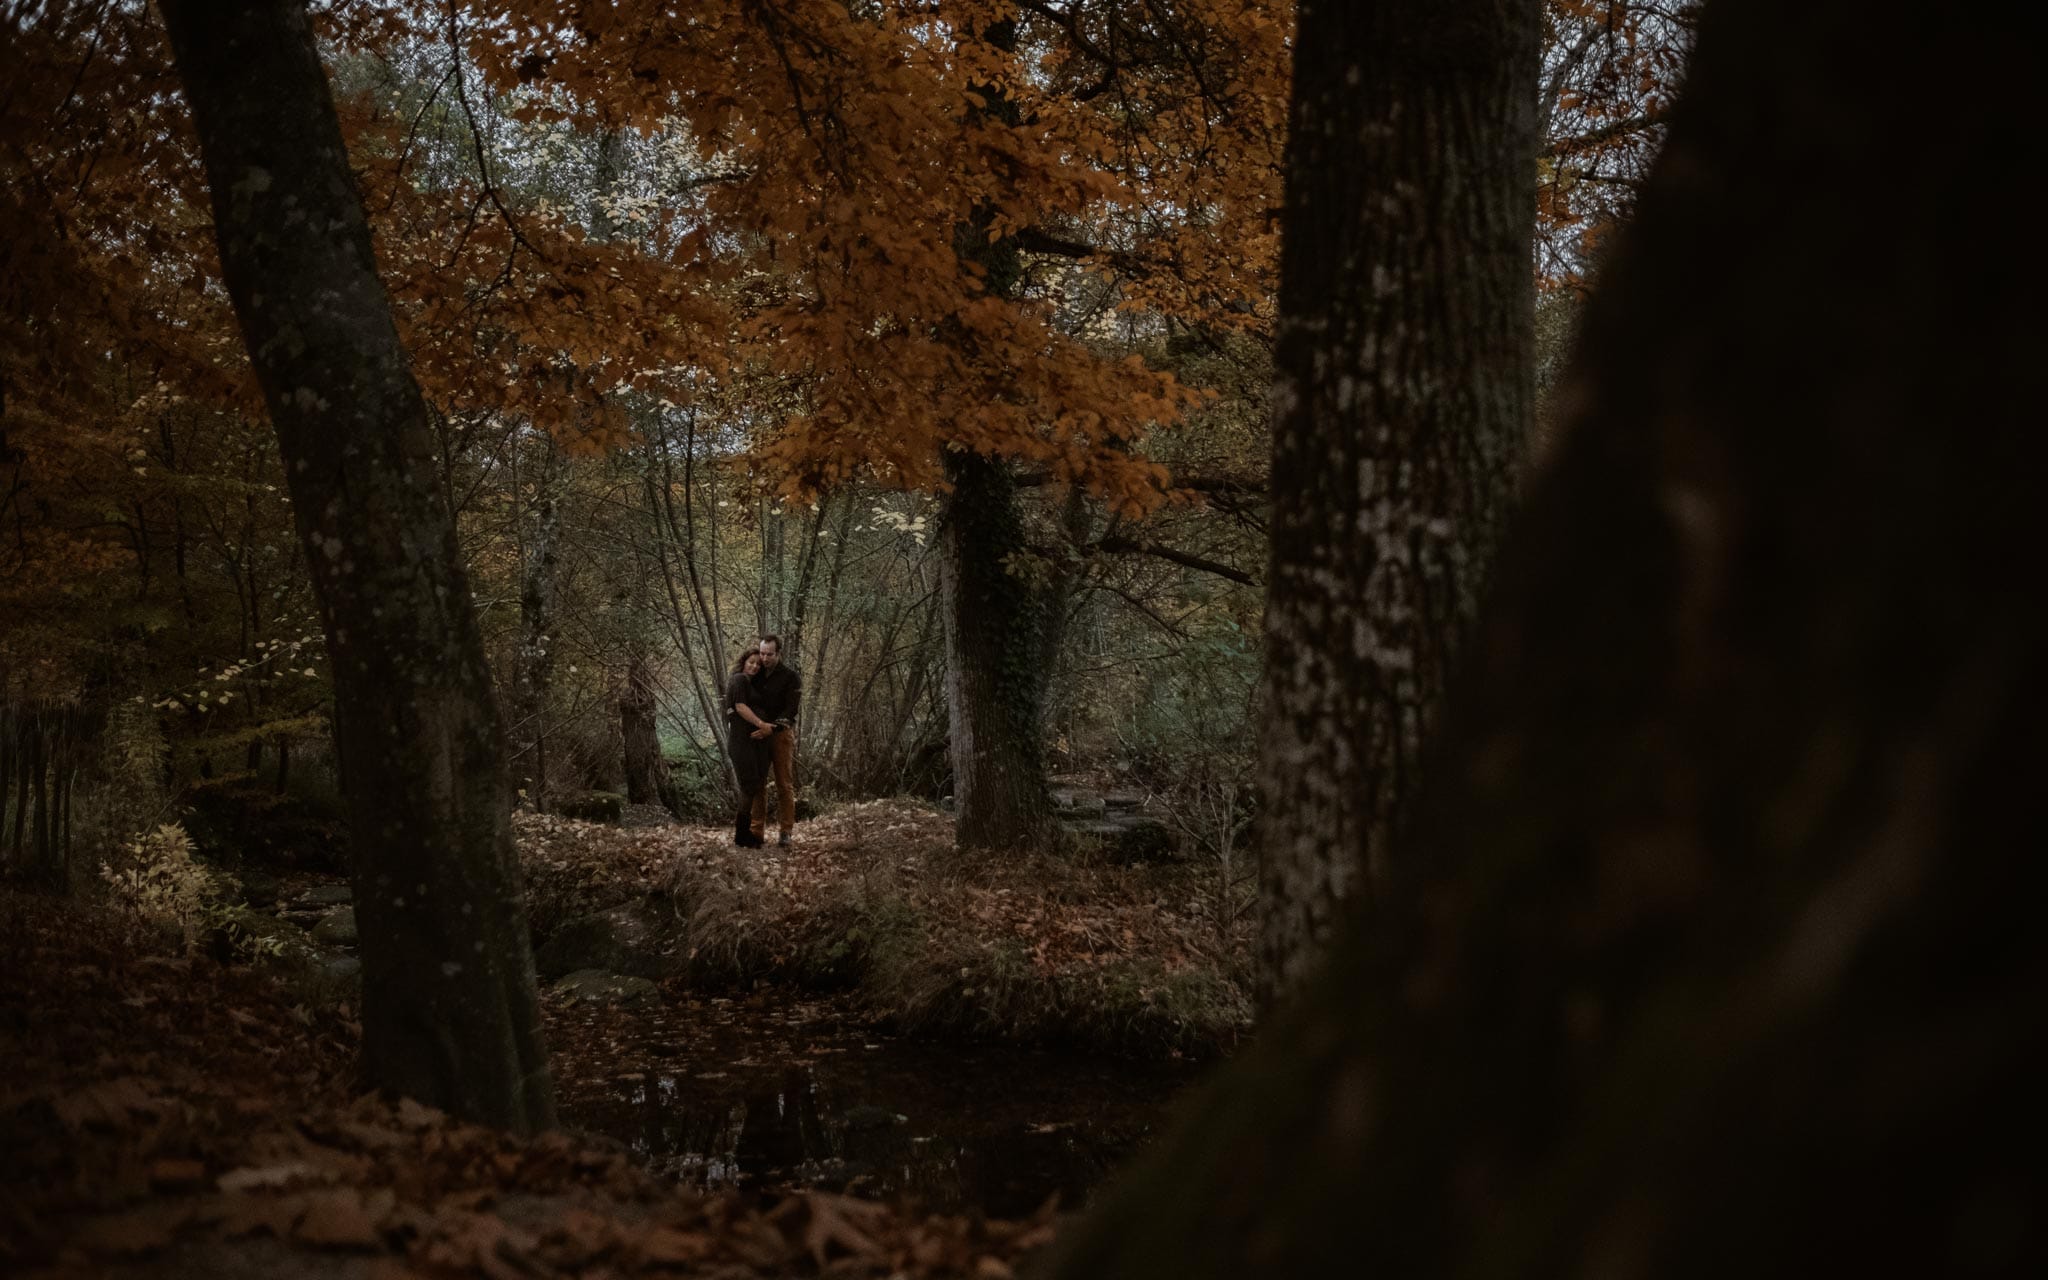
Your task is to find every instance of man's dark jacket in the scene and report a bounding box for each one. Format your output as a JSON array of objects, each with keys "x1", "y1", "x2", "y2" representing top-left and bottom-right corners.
[{"x1": 751, "y1": 664, "x2": 802, "y2": 727}]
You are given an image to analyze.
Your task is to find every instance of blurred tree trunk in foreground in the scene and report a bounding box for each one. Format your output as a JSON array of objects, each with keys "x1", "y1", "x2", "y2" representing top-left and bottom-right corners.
[
  {"x1": 1042, "y1": 0, "x2": 2042, "y2": 1275},
  {"x1": 1255, "y1": 0, "x2": 1541, "y2": 1003},
  {"x1": 159, "y1": 0, "x2": 555, "y2": 1135}
]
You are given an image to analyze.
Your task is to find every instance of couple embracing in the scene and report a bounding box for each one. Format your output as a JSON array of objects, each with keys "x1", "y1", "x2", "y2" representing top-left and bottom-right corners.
[{"x1": 723, "y1": 634, "x2": 801, "y2": 848}]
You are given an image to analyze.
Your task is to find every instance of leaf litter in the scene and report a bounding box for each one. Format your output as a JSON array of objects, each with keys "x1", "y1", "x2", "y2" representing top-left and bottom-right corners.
[
  {"x1": 0, "y1": 889, "x2": 1059, "y2": 1277},
  {"x1": 520, "y1": 799, "x2": 1252, "y2": 1056}
]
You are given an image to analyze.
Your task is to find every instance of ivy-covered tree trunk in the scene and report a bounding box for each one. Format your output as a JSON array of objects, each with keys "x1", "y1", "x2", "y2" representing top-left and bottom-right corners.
[
  {"x1": 159, "y1": 0, "x2": 554, "y2": 1135},
  {"x1": 1044, "y1": 1, "x2": 2042, "y2": 1275},
  {"x1": 1255, "y1": 0, "x2": 1541, "y2": 1004},
  {"x1": 939, "y1": 450, "x2": 1053, "y2": 851}
]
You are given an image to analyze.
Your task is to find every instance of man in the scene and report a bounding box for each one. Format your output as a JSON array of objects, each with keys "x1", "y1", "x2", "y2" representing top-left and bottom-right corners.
[{"x1": 748, "y1": 634, "x2": 802, "y2": 846}]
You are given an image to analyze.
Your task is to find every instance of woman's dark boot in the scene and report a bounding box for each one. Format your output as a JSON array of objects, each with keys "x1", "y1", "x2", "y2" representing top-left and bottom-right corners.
[{"x1": 734, "y1": 805, "x2": 760, "y2": 847}]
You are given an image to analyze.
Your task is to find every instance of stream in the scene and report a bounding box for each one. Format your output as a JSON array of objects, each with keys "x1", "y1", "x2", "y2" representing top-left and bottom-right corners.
[
  {"x1": 269, "y1": 877, "x2": 1212, "y2": 1216},
  {"x1": 550, "y1": 990, "x2": 1208, "y2": 1217}
]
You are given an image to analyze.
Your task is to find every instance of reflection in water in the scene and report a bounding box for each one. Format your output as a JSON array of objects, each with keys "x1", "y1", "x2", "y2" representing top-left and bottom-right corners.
[{"x1": 559, "y1": 1000, "x2": 1200, "y2": 1217}]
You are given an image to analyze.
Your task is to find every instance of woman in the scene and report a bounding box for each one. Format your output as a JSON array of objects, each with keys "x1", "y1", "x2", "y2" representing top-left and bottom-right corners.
[{"x1": 724, "y1": 648, "x2": 778, "y2": 847}]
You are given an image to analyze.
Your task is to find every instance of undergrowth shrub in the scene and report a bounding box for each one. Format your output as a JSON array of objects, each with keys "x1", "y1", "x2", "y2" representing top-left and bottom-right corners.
[
  {"x1": 99, "y1": 822, "x2": 214, "y2": 945},
  {"x1": 659, "y1": 751, "x2": 729, "y2": 823}
]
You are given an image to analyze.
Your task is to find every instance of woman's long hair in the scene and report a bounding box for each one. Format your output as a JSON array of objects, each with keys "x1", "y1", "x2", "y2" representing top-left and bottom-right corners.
[{"x1": 730, "y1": 647, "x2": 762, "y2": 676}]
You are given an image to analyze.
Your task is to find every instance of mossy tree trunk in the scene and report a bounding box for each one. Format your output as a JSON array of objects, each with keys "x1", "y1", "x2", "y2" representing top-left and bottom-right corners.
[
  {"x1": 158, "y1": 0, "x2": 554, "y2": 1135},
  {"x1": 1042, "y1": 1, "x2": 2042, "y2": 1275},
  {"x1": 1255, "y1": 0, "x2": 1541, "y2": 1005},
  {"x1": 940, "y1": 450, "x2": 1054, "y2": 850}
]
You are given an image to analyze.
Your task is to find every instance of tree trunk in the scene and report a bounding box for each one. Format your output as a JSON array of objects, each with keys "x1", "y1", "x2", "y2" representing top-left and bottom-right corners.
[
  {"x1": 158, "y1": 0, "x2": 554, "y2": 1134},
  {"x1": 1255, "y1": 0, "x2": 1541, "y2": 1005},
  {"x1": 939, "y1": 451, "x2": 1052, "y2": 850},
  {"x1": 7, "y1": 716, "x2": 28, "y2": 862},
  {"x1": 1044, "y1": 2, "x2": 2042, "y2": 1275},
  {"x1": 1035, "y1": 485, "x2": 1091, "y2": 741},
  {"x1": 644, "y1": 415, "x2": 731, "y2": 767},
  {"x1": 29, "y1": 718, "x2": 54, "y2": 889},
  {"x1": 937, "y1": 22, "x2": 1054, "y2": 853},
  {"x1": 801, "y1": 496, "x2": 858, "y2": 756},
  {"x1": 511, "y1": 434, "x2": 563, "y2": 812},
  {"x1": 618, "y1": 650, "x2": 664, "y2": 805},
  {"x1": 783, "y1": 491, "x2": 836, "y2": 671},
  {"x1": 1, "y1": 706, "x2": 14, "y2": 867}
]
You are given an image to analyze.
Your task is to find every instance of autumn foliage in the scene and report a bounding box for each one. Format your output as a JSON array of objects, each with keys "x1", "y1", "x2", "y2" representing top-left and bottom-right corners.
[{"x1": 1, "y1": 0, "x2": 1689, "y2": 703}]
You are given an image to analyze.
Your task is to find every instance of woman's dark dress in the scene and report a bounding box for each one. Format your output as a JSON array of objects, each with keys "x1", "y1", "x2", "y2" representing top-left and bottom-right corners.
[{"x1": 725, "y1": 672, "x2": 769, "y2": 800}]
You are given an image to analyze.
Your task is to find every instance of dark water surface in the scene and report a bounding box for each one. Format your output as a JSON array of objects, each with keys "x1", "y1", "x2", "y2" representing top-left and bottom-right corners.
[{"x1": 553, "y1": 992, "x2": 1209, "y2": 1217}]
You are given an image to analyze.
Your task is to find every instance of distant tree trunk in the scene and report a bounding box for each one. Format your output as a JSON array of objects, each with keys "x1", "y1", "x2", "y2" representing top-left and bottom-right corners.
[
  {"x1": 1034, "y1": 485, "x2": 1091, "y2": 743},
  {"x1": 801, "y1": 496, "x2": 858, "y2": 754},
  {"x1": 644, "y1": 413, "x2": 730, "y2": 762},
  {"x1": 8, "y1": 717, "x2": 29, "y2": 861},
  {"x1": 158, "y1": 0, "x2": 554, "y2": 1135},
  {"x1": 618, "y1": 650, "x2": 664, "y2": 805},
  {"x1": 757, "y1": 493, "x2": 784, "y2": 637},
  {"x1": 28, "y1": 717, "x2": 54, "y2": 888},
  {"x1": 1, "y1": 707, "x2": 66, "y2": 891},
  {"x1": 1044, "y1": 2, "x2": 2042, "y2": 1276},
  {"x1": 0, "y1": 717, "x2": 10, "y2": 875},
  {"x1": 939, "y1": 451, "x2": 1052, "y2": 850},
  {"x1": 1255, "y1": 0, "x2": 1541, "y2": 1005},
  {"x1": 56, "y1": 756, "x2": 71, "y2": 868},
  {"x1": 783, "y1": 491, "x2": 836, "y2": 671},
  {"x1": 587, "y1": 129, "x2": 625, "y2": 242},
  {"x1": 511, "y1": 434, "x2": 563, "y2": 812}
]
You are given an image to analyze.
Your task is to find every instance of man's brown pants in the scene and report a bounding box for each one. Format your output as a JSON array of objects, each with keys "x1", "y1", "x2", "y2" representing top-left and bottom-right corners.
[{"x1": 750, "y1": 731, "x2": 796, "y2": 838}]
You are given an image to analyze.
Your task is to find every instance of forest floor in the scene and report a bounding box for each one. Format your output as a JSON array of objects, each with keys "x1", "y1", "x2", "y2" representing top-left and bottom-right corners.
[
  {"x1": 520, "y1": 799, "x2": 1253, "y2": 1059},
  {"x1": 2, "y1": 801, "x2": 1243, "y2": 1277},
  {"x1": 0, "y1": 889, "x2": 1068, "y2": 1278}
]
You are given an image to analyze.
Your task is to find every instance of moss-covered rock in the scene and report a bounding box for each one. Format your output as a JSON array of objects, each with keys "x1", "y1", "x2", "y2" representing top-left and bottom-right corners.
[{"x1": 310, "y1": 905, "x2": 357, "y2": 945}]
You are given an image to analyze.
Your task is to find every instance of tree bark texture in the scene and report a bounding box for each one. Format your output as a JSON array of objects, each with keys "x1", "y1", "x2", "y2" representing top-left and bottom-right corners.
[
  {"x1": 1255, "y1": 0, "x2": 1541, "y2": 1004},
  {"x1": 933, "y1": 20, "x2": 1055, "y2": 853},
  {"x1": 1044, "y1": 3, "x2": 2041, "y2": 1276},
  {"x1": 618, "y1": 650, "x2": 665, "y2": 805},
  {"x1": 158, "y1": 0, "x2": 554, "y2": 1134},
  {"x1": 940, "y1": 451, "x2": 1053, "y2": 850}
]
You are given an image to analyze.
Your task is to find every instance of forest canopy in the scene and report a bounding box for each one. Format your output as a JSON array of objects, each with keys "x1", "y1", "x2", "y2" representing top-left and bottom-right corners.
[{"x1": 1, "y1": 0, "x2": 1687, "y2": 823}]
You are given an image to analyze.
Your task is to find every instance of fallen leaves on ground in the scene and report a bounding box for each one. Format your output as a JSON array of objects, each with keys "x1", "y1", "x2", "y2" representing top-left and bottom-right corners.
[
  {"x1": 0, "y1": 890, "x2": 1058, "y2": 1278},
  {"x1": 520, "y1": 799, "x2": 1253, "y2": 1054}
]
